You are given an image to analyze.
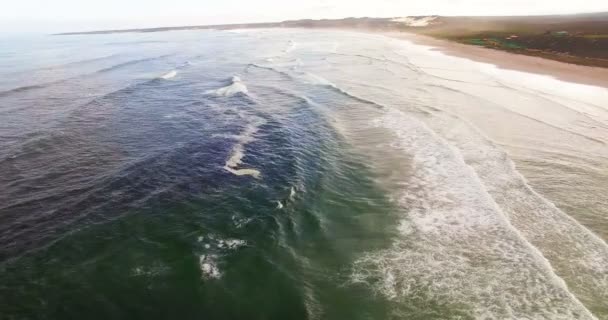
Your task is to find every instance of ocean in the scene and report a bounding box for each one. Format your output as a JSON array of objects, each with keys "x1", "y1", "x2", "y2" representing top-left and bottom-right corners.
[{"x1": 0, "y1": 28, "x2": 607, "y2": 319}]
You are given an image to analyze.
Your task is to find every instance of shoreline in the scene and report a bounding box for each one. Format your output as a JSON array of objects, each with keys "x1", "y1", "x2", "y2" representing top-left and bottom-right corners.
[
  {"x1": 55, "y1": 21, "x2": 608, "y2": 89},
  {"x1": 383, "y1": 31, "x2": 608, "y2": 89}
]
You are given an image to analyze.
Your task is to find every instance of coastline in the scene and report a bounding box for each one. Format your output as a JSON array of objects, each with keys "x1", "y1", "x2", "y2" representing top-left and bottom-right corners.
[
  {"x1": 383, "y1": 31, "x2": 608, "y2": 89},
  {"x1": 53, "y1": 14, "x2": 608, "y2": 89}
]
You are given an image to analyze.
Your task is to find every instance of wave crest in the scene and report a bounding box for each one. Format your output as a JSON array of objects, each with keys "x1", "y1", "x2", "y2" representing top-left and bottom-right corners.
[
  {"x1": 205, "y1": 76, "x2": 248, "y2": 97},
  {"x1": 160, "y1": 70, "x2": 177, "y2": 79}
]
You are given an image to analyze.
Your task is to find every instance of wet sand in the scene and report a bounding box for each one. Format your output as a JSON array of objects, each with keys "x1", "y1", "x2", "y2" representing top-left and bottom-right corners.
[{"x1": 384, "y1": 32, "x2": 608, "y2": 89}]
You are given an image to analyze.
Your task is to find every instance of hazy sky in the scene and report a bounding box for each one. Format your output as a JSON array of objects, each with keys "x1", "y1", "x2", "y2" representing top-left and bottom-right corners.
[{"x1": 2, "y1": 0, "x2": 608, "y2": 33}]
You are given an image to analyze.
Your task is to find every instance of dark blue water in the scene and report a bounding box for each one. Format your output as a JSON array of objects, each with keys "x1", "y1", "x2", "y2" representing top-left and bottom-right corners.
[{"x1": 0, "y1": 30, "x2": 401, "y2": 319}]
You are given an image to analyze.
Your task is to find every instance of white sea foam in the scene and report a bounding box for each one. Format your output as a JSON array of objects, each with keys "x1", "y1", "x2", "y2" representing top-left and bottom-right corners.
[
  {"x1": 225, "y1": 239, "x2": 247, "y2": 249},
  {"x1": 206, "y1": 75, "x2": 248, "y2": 97},
  {"x1": 211, "y1": 133, "x2": 242, "y2": 140},
  {"x1": 350, "y1": 108, "x2": 597, "y2": 319},
  {"x1": 413, "y1": 105, "x2": 608, "y2": 314},
  {"x1": 160, "y1": 70, "x2": 177, "y2": 79},
  {"x1": 198, "y1": 234, "x2": 247, "y2": 250},
  {"x1": 284, "y1": 40, "x2": 297, "y2": 53},
  {"x1": 223, "y1": 116, "x2": 266, "y2": 179},
  {"x1": 199, "y1": 254, "x2": 221, "y2": 279},
  {"x1": 275, "y1": 187, "x2": 296, "y2": 209},
  {"x1": 231, "y1": 215, "x2": 253, "y2": 228},
  {"x1": 224, "y1": 142, "x2": 260, "y2": 178},
  {"x1": 224, "y1": 167, "x2": 261, "y2": 178},
  {"x1": 197, "y1": 236, "x2": 247, "y2": 279},
  {"x1": 289, "y1": 187, "x2": 296, "y2": 200}
]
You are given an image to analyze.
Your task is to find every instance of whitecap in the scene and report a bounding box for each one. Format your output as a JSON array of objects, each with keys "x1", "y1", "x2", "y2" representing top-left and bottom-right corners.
[
  {"x1": 199, "y1": 234, "x2": 247, "y2": 251},
  {"x1": 199, "y1": 254, "x2": 221, "y2": 279},
  {"x1": 223, "y1": 143, "x2": 261, "y2": 179},
  {"x1": 224, "y1": 167, "x2": 261, "y2": 178},
  {"x1": 224, "y1": 239, "x2": 246, "y2": 249},
  {"x1": 160, "y1": 70, "x2": 177, "y2": 79},
  {"x1": 205, "y1": 75, "x2": 248, "y2": 97},
  {"x1": 284, "y1": 40, "x2": 297, "y2": 53},
  {"x1": 197, "y1": 237, "x2": 246, "y2": 279},
  {"x1": 231, "y1": 215, "x2": 253, "y2": 228},
  {"x1": 223, "y1": 117, "x2": 266, "y2": 179}
]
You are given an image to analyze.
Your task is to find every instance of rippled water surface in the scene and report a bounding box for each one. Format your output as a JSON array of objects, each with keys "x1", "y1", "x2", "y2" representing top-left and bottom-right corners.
[{"x1": 1, "y1": 29, "x2": 607, "y2": 319}]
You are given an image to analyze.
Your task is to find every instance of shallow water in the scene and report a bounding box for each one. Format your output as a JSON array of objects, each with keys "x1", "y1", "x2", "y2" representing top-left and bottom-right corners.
[{"x1": 0, "y1": 29, "x2": 607, "y2": 319}]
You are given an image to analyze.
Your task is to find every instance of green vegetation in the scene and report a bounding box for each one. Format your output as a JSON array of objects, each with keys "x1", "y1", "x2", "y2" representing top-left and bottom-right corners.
[
  {"x1": 416, "y1": 15, "x2": 608, "y2": 68},
  {"x1": 462, "y1": 37, "x2": 525, "y2": 50},
  {"x1": 584, "y1": 34, "x2": 608, "y2": 39},
  {"x1": 467, "y1": 39, "x2": 486, "y2": 46}
]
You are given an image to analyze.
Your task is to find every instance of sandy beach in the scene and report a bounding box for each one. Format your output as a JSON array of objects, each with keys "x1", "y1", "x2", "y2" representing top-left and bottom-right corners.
[{"x1": 385, "y1": 32, "x2": 608, "y2": 89}]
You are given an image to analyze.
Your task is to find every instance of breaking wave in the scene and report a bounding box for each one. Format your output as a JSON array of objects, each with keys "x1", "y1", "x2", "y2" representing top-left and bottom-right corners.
[
  {"x1": 348, "y1": 103, "x2": 606, "y2": 319},
  {"x1": 197, "y1": 234, "x2": 247, "y2": 279},
  {"x1": 205, "y1": 76, "x2": 249, "y2": 97},
  {"x1": 223, "y1": 115, "x2": 265, "y2": 179},
  {"x1": 160, "y1": 70, "x2": 177, "y2": 79}
]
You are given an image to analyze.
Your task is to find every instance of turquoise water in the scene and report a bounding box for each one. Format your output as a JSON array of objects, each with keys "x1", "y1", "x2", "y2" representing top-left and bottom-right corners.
[{"x1": 1, "y1": 29, "x2": 607, "y2": 319}]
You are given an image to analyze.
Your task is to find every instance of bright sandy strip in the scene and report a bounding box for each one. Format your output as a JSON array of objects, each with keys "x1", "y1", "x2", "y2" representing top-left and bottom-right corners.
[{"x1": 384, "y1": 32, "x2": 608, "y2": 89}]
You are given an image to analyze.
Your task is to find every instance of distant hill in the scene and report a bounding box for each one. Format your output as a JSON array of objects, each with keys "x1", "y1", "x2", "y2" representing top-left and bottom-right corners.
[{"x1": 56, "y1": 13, "x2": 608, "y2": 35}]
